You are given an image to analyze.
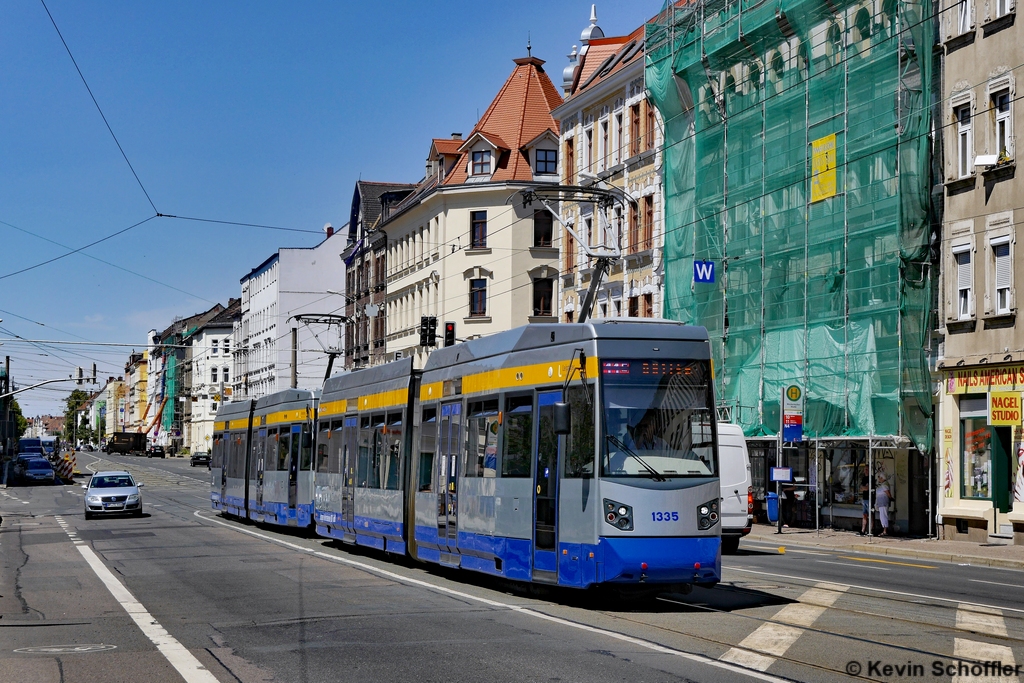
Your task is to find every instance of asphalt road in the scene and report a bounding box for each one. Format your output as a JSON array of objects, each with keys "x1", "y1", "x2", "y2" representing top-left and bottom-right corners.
[{"x1": 2, "y1": 452, "x2": 1023, "y2": 683}]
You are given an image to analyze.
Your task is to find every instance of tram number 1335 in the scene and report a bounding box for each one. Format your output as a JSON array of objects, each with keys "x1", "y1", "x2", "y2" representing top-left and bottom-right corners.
[{"x1": 652, "y1": 511, "x2": 679, "y2": 522}]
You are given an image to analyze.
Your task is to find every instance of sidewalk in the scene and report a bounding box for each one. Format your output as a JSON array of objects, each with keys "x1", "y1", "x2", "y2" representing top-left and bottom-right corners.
[{"x1": 743, "y1": 523, "x2": 1024, "y2": 570}]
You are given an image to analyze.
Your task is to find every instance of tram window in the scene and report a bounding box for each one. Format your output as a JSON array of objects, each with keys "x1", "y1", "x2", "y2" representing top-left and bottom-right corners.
[
  {"x1": 265, "y1": 428, "x2": 278, "y2": 471},
  {"x1": 419, "y1": 407, "x2": 437, "y2": 491},
  {"x1": 383, "y1": 412, "x2": 403, "y2": 490},
  {"x1": 367, "y1": 414, "x2": 385, "y2": 489},
  {"x1": 316, "y1": 421, "x2": 330, "y2": 472},
  {"x1": 327, "y1": 420, "x2": 343, "y2": 474},
  {"x1": 277, "y1": 430, "x2": 290, "y2": 472},
  {"x1": 211, "y1": 435, "x2": 223, "y2": 469},
  {"x1": 357, "y1": 416, "x2": 371, "y2": 488},
  {"x1": 565, "y1": 384, "x2": 595, "y2": 478},
  {"x1": 502, "y1": 395, "x2": 532, "y2": 477},
  {"x1": 252, "y1": 429, "x2": 264, "y2": 479},
  {"x1": 299, "y1": 426, "x2": 313, "y2": 471},
  {"x1": 465, "y1": 399, "x2": 499, "y2": 478}
]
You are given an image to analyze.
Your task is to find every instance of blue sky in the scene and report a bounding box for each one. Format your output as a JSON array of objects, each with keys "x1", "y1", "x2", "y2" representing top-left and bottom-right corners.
[{"x1": 1, "y1": 1, "x2": 660, "y2": 415}]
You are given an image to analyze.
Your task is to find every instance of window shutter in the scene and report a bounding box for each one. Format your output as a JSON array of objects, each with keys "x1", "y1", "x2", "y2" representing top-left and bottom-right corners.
[
  {"x1": 957, "y1": 251, "x2": 972, "y2": 290},
  {"x1": 994, "y1": 242, "x2": 1011, "y2": 289}
]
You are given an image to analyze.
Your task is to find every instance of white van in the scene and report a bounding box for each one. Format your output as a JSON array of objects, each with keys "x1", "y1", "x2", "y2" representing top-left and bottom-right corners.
[{"x1": 718, "y1": 423, "x2": 753, "y2": 553}]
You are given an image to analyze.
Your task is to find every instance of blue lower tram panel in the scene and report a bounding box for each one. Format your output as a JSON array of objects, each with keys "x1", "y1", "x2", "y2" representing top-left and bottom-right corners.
[{"x1": 412, "y1": 525, "x2": 721, "y2": 588}]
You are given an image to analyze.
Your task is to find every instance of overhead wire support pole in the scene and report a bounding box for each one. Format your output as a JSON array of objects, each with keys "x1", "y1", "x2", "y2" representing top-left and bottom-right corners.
[{"x1": 0, "y1": 376, "x2": 81, "y2": 400}]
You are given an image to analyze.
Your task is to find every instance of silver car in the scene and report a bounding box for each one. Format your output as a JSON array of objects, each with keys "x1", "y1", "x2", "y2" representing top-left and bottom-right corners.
[{"x1": 83, "y1": 471, "x2": 144, "y2": 519}]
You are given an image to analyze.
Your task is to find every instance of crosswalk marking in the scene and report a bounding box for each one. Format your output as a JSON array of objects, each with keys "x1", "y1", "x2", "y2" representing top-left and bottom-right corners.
[
  {"x1": 957, "y1": 603, "x2": 1009, "y2": 638},
  {"x1": 720, "y1": 582, "x2": 848, "y2": 671},
  {"x1": 953, "y1": 603, "x2": 1016, "y2": 683},
  {"x1": 953, "y1": 638, "x2": 1017, "y2": 683}
]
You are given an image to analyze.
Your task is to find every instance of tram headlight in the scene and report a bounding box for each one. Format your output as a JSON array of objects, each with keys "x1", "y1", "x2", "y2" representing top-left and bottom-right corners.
[
  {"x1": 603, "y1": 499, "x2": 633, "y2": 531},
  {"x1": 697, "y1": 499, "x2": 720, "y2": 531}
]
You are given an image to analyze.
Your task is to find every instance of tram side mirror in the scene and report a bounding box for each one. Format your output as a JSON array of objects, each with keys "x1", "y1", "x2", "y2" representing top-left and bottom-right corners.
[{"x1": 553, "y1": 402, "x2": 571, "y2": 435}]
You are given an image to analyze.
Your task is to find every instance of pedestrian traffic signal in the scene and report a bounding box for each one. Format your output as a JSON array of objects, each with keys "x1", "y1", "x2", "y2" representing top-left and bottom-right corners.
[{"x1": 444, "y1": 321, "x2": 456, "y2": 347}]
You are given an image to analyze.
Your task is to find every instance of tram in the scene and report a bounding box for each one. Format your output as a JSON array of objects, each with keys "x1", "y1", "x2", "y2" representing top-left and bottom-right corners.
[
  {"x1": 212, "y1": 389, "x2": 318, "y2": 528},
  {"x1": 312, "y1": 319, "x2": 722, "y2": 590}
]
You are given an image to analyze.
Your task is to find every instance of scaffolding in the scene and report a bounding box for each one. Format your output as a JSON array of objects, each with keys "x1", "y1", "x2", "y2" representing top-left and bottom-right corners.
[{"x1": 646, "y1": 0, "x2": 934, "y2": 453}]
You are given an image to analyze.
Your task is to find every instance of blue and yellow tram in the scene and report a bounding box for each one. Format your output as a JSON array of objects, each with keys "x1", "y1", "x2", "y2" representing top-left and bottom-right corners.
[
  {"x1": 212, "y1": 389, "x2": 318, "y2": 528},
  {"x1": 311, "y1": 320, "x2": 721, "y2": 590}
]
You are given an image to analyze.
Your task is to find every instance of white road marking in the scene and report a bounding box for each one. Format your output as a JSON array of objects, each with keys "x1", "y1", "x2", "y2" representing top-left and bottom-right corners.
[
  {"x1": 728, "y1": 567, "x2": 1024, "y2": 614},
  {"x1": 953, "y1": 637, "x2": 1016, "y2": 683},
  {"x1": 54, "y1": 515, "x2": 219, "y2": 682},
  {"x1": 719, "y1": 583, "x2": 847, "y2": 671},
  {"x1": 195, "y1": 511, "x2": 789, "y2": 683},
  {"x1": 969, "y1": 579, "x2": 1024, "y2": 589},
  {"x1": 957, "y1": 603, "x2": 1009, "y2": 638}
]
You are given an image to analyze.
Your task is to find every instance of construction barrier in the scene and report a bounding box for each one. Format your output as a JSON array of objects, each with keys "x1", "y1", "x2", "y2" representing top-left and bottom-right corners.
[{"x1": 56, "y1": 454, "x2": 76, "y2": 483}]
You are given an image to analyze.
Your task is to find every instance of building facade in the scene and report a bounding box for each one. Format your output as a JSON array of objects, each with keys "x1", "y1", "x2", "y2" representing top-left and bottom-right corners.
[
  {"x1": 647, "y1": 0, "x2": 935, "y2": 534},
  {"x1": 124, "y1": 351, "x2": 147, "y2": 432},
  {"x1": 382, "y1": 56, "x2": 564, "y2": 367},
  {"x1": 935, "y1": 0, "x2": 1024, "y2": 543},
  {"x1": 233, "y1": 233, "x2": 346, "y2": 399},
  {"x1": 343, "y1": 182, "x2": 415, "y2": 370},
  {"x1": 555, "y1": 11, "x2": 664, "y2": 323},
  {"x1": 183, "y1": 299, "x2": 239, "y2": 454}
]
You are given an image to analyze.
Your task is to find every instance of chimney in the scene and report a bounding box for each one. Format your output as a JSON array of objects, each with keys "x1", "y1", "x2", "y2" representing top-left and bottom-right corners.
[
  {"x1": 324, "y1": 222, "x2": 334, "y2": 238},
  {"x1": 451, "y1": 133, "x2": 462, "y2": 140}
]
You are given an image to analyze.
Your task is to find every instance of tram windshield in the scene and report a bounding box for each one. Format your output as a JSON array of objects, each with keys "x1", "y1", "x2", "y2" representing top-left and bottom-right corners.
[{"x1": 601, "y1": 359, "x2": 716, "y2": 478}]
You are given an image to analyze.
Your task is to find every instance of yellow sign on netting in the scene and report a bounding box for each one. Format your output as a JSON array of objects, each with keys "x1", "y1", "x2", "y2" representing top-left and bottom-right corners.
[{"x1": 810, "y1": 134, "x2": 836, "y2": 203}]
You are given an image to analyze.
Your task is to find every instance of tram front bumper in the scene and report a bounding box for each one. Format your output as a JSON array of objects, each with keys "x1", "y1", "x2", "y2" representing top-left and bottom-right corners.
[{"x1": 597, "y1": 536, "x2": 721, "y2": 585}]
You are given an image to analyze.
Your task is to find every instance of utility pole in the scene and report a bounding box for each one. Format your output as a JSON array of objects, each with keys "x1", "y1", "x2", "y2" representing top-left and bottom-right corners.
[{"x1": 291, "y1": 327, "x2": 298, "y2": 389}]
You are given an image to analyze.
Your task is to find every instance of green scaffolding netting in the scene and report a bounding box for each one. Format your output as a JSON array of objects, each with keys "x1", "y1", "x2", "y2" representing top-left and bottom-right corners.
[{"x1": 646, "y1": 0, "x2": 933, "y2": 451}]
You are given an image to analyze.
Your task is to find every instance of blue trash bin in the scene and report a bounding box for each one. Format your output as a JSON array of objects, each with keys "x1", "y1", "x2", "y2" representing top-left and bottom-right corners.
[{"x1": 766, "y1": 492, "x2": 779, "y2": 523}]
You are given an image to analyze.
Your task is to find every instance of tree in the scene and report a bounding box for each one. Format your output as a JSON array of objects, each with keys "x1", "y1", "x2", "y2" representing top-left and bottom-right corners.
[
  {"x1": 63, "y1": 389, "x2": 93, "y2": 444},
  {"x1": 10, "y1": 398, "x2": 28, "y2": 439}
]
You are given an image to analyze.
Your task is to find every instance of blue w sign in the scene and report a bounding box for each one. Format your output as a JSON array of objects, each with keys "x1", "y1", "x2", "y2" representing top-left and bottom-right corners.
[{"x1": 693, "y1": 260, "x2": 715, "y2": 283}]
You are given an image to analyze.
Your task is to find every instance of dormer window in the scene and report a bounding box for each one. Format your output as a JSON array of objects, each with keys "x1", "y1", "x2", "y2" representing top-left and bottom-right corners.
[
  {"x1": 536, "y1": 149, "x2": 557, "y2": 174},
  {"x1": 472, "y1": 150, "x2": 492, "y2": 175}
]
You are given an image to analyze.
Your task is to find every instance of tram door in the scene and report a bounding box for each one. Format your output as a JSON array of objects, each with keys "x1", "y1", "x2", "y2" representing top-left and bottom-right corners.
[
  {"x1": 288, "y1": 424, "x2": 301, "y2": 511},
  {"x1": 533, "y1": 391, "x2": 561, "y2": 582},
  {"x1": 342, "y1": 417, "x2": 357, "y2": 531},
  {"x1": 437, "y1": 402, "x2": 461, "y2": 555}
]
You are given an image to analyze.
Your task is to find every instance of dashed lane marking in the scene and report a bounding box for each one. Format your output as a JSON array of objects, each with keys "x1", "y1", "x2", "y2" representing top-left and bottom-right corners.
[
  {"x1": 53, "y1": 515, "x2": 219, "y2": 682},
  {"x1": 194, "y1": 511, "x2": 790, "y2": 683},
  {"x1": 836, "y1": 555, "x2": 936, "y2": 569}
]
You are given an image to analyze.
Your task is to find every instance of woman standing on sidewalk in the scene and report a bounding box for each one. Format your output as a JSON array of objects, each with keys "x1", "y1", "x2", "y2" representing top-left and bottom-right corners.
[{"x1": 876, "y1": 474, "x2": 891, "y2": 536}]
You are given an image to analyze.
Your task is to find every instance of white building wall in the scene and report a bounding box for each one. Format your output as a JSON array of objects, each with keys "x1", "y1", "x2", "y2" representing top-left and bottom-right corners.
[
  {"x1": 235, "y1": 235, "x2": 345, "y2": 399},
  {"x1": 188, "y1": 327, "x2": 233, "y2": 453}
]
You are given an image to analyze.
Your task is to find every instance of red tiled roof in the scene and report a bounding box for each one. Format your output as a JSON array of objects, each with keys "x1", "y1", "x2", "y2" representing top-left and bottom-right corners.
[
  {"x1": 444, "y1": 56, "x2": 562, "y2": 185},
  {"x1": 568, "y1": 24, "x2": 646, "y2": 99},
  {"x1": 431, "y1": 138, "x2": 463, "y2": 156}
]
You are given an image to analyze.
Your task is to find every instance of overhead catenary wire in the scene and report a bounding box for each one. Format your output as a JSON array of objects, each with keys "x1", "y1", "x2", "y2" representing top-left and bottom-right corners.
[{"x1": 39, "y1": 0, "x2": 158, "y2": 214}]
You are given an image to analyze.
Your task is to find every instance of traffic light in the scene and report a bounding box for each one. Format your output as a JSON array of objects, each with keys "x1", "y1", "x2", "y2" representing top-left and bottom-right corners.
[
  {"x1": 426, "y1": 316, "x2": 437, "y2": 347},
  {"x1": 76, "y1": 367, "x2": 83, "y2": 385},
  {"x1": 444, "y1": 321, "x2": 456, "y2": 347},
  {"x1": 419, "y1": 317, "x2": 430, "y2": 347}
]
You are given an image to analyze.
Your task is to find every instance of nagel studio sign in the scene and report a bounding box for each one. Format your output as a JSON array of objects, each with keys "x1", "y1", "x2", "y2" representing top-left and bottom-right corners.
[{"x1": 989, "y1": 392, "x2": 1023, "y2": 426}]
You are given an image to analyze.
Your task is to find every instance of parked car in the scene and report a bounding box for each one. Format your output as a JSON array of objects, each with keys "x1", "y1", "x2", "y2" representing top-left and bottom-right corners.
[
  {"x1": 12, "y1": 453, "x2": 39, "y2": 480},
  {"x1": 718, "y1": 422, "x2": 754, "y2": 554},
  {"x1": 83, "y1": 471, "x2": 143, "y2": 518},
  {"x1": 189, "y1": 451, "x2": 211, "y2": 468},
  {"x1": 146, "y1": 446, "x2": 165, "y2": 459},
  {"x1": 21, "y1": 458, "x2": 56, "y2": 485}
]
